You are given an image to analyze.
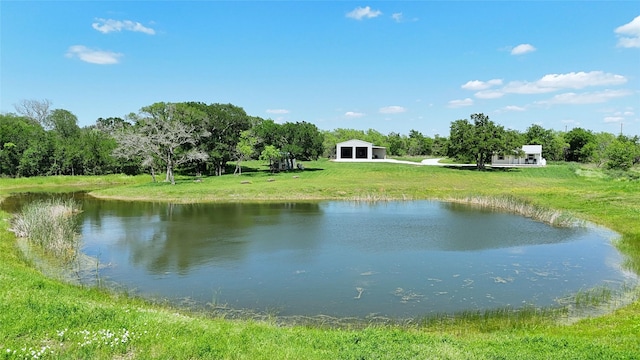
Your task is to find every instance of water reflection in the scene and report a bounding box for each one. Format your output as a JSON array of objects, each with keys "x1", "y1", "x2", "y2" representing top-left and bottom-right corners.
[
  {"x1": 2, "y1": 195, "x2": 635, "y2": 318},
  {"x1": 99, "y1": 203, "x2": 323, "y2": 275}
]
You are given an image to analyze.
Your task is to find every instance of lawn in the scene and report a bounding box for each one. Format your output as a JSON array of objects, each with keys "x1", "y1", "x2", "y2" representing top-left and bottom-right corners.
[{"x1": 1, "y1": 160, "x2": 639, "y2": 359}]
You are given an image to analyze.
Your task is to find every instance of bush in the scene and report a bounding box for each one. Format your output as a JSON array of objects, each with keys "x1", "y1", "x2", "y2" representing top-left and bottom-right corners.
[{"x1": 10, "y1": 198, "x2": 81, "y2": 260}]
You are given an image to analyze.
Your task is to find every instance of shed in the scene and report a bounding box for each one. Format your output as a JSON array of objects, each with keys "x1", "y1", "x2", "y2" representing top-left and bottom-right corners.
[
  {"x1": 335, "y1": 139, "x2": 387, "y2": 161},
  {"x1": 492, "y1": 145, "x2": 546, "y2": 167}
]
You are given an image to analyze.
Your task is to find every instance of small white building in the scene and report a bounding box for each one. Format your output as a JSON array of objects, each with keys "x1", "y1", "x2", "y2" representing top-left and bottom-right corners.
[
  {"x1": 335, "y1": 139, "x2": 387, "y2": 161},
  {"x1": 491, "y1": 145, "x2": 546, "y2": 167}
]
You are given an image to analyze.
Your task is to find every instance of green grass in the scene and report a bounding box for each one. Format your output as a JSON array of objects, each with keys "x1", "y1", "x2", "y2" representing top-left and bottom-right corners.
[{"x1": 1, "y1": 160, "x2": 640, "y2": 359}]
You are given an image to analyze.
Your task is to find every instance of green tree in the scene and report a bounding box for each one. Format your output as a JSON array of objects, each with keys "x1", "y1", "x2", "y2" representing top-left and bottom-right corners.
[
  {"x1": 448, "y1": 113, "x2": 521, "y2": 169},
  {"x1": 431, "y1": 134, "x2": 448, "y2": 157},
  {"x1": 280, "y1": 121, "x2": 324, "y2": 161},
  {"x1": 387, "y1": 132, "x2": 407, "y2": 156},
  {"x1": 605, "y1": 140, "x2": 636, "y2": 171},
  {"x1": 523, "y1": 124, "x2": 566, "y2": 161},
  {"x1": 186, "y1": 103, "x2": 252, "y2": 176},
  {"x1": 0, "y1": 114, "x2": 47, "y2": 176},
  {"x1": 80, "y1": 127, "x2": 118, "y2": 175},
  {"x1": 564, "y1": 128, "x2": 596, "y2": 162},
  {"x1": 47, "y1": 109, "x2": 82, "y2": 175},
  {"x1": 234, "y1": 130, "x2": 257, "y2": 175},
  {"x1": 592, "y1": 132, "x2": 617, "y2": 167},
  {"x1": 259, "y1": 145, "x2": 281, "y2": 173},
  {"x1": 407, "y1": 129, "x2": 432, "y2": 156}
]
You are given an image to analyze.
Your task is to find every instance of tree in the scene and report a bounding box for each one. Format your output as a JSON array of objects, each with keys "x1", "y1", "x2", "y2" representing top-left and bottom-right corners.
[
  {"x1": 564, "y1": 128, "x2": 596, "y2": 162},
  {"x1": 113, "y1": 102, "x2": 210, "y2": 184},
  {"x1": 259, "y1": 145, "x2": 281, "y2": 173},
  {"x1": 431, "y1": 134, "x2": 448, "y2": 157},
  {"x1": 407, "y1": 129, "x2": 432, "y2": 156},
  {"x1": 523, "y1": 124, "x2": 566, "y2": 161},
  {"x1": 234, "y1": 130, "x2": 256, "y2": 175},
  {"x1": 46, "y1": 109, "x2": 83, "y2": 175},
  {"x1": 0, "y1": 114, "x2": 47, "y2": 177},
  {"x1": 387, "y1": 132, "x2": 407, "y2": 156},
  {"x1": 605, "y1": 140, "x2": 636, "y2": 171},
  {"x1": 448, "y1": 113, "x2": 521, "y2": 169},
  {"x1": 280, "y1": 121, "x2": 324, "y2": 161},
  {"x1": 186, "y1": 103, "x2": 252, "y2": 176},
  {"x1": 13, "y1": 99, "x2": 53, "y2": 128},
  {"x1": 592, "y1": 132, "x2": 617, "y2": 167}
]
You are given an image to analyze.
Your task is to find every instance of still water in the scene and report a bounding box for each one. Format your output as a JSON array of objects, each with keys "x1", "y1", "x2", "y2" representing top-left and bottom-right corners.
[{"x1": 3, "y1": 195, "x2": 634, "y2": 318}]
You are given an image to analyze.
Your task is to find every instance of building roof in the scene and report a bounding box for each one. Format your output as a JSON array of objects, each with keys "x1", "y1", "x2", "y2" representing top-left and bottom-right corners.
[
  {"x1": 522, "y1": 145, "x2": 542, "y2": 154},
  {"x1": 336, "y1": 139, "x2": 374, "y2": 147}
]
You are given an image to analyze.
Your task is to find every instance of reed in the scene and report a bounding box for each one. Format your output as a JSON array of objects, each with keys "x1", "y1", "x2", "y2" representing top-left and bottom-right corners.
[
  {"x1": 10, "y1": 198, "x2": 81, "y2": 261},
  {"x1": 446, "y1": 195, "x2": 582, "y2": 227}
]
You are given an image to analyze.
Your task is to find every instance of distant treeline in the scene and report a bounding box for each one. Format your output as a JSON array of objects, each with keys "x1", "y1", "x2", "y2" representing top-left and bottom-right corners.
[{"x1": 1, "y1": 100, "x2": 639, "y2": 178}]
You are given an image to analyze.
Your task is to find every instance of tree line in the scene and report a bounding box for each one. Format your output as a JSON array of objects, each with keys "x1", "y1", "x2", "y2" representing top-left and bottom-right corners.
[
  {"x1": 324, "y1": 113, "x2": 640, "y2": 171},
  {"x1": 1, "y1": 100, "x2": 639, "y2": 180},
  {"x1": 1, "y1": 100, "x2": 324, "y2": 180}
]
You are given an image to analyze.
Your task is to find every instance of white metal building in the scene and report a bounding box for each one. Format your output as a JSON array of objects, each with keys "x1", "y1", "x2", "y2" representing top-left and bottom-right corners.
[{"x1": 335, "y1": 139, "x2": 387, "y2": 161}]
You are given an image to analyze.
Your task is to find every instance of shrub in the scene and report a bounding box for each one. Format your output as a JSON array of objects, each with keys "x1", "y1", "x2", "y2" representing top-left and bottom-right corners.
[{"x1": 10, "y1": 198, "x2": 81, "y2": 260}]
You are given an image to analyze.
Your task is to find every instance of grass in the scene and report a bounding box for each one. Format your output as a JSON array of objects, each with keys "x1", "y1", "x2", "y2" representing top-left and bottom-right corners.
[
  {"x1": 445, "y1": 195, "x2": 581, "y2": 227},
  {"x1": 9, "y1": 198, "x2": 81, "y2": 261},
  {"x1": 1, "y1": 160, "x2": 640, "y2": 359}
]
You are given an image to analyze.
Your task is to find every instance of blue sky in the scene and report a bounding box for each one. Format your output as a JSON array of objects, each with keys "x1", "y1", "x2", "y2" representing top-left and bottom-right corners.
[{"x1": 2, "y1": 1, "x2": 639, "y2": 136}]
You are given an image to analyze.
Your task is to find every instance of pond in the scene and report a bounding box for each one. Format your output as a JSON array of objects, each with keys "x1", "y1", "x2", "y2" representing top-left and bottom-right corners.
[{"x1": 3, "y1": 194, "x2": 635, "y2": 318}]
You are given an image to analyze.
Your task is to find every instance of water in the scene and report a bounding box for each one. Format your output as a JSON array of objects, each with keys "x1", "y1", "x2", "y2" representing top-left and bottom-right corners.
[{"x1": 3, "y1": 194, "x2": 634, "y2": 318}]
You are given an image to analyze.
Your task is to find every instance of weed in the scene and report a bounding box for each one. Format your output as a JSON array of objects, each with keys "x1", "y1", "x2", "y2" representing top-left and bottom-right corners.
[{"x1": 9, "y1": 198, "x2": 81, "y2": 261}]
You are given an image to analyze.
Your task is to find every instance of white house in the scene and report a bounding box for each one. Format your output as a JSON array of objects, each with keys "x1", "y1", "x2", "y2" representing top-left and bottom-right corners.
[
  {"x1": 335, "y1": 139, "x2": 387, "y2": 161},
  {"x1": 491, "y1": 145, "x2": 546, "y2": 167}
]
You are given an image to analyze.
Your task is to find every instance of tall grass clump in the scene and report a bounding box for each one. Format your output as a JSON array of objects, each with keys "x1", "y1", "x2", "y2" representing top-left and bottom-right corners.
[
  {"x1": 447, "y1": 195, "x2": 582, "y2": 227},
  {"x1": 10, "y1": 198, "x2": 81, "y2": 261}
]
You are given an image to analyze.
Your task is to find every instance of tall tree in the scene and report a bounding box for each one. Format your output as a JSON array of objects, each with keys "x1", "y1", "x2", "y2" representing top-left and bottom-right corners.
[
  {"x1": 387, "y1": 132, "x2": 407, "y2": 156},
  {"x1": 47, "y1": 109, "x2": 82, "y2": 175},
  {"x1": 448, "y1": 113, "x2": 521, "y2": 169},
  {"x1": 113, "y1": 102, "x2": 210, "y2": 184},
  {"x1": 13, "y1": 99, "x2": 53, "y2": 128},
  {"x1": 523, "y1": 124, "x2": 567, "y2": 162},
  {"x1": 564, "y1": 128, "x2": 596, "y2": 162},
  {"x1": 0, "y1": 114, "x2": 48, "y2": 177},
  {"x1": 280, "y1": 121, "x2": 324, "y2": 161},
  {"x1": 186, "y1": 103, "x2": 252, "y2": 176},
  {"x1": 233, "y1": 130, "x2": 257, "y2": 175}
]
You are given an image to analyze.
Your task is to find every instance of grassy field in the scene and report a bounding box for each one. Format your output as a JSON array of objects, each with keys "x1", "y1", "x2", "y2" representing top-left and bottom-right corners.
[{"x1": 1, "y1": 160, "x2": 639, "y2": 359}]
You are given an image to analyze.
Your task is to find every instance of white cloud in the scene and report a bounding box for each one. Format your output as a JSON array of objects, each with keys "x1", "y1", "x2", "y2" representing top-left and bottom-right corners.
[
  {"x1": 511, "y1": 43, "x2": 536, "y2": 55},
  {"x1": 604, "y1": 116, "x2": 624, "y2": 123},
  {"x1": 489, "y1": 71, "x2": 627, "y2": 96},
  {"x1": 266, "y1": 109, "x2": 290, "y2": 114},
  {"x1": 615, "y1": 15, "x2": 640, "y2": 48},
  {"x1": 502, "y1": 81, "x2": 557, "y2": 94},
  {"x1": 447, "y1": 98, "x2": 473, "y2": 108},
  {"x1": 92, "y1": 18, "x2": 156, "y2": 35},
  {"x1": 65, "y1": 45, "x2": 122, "y2": 65},
  {"x1": 392, "y1": 13, "x2": 403, "y2": 22},
  {"x1": 461, "y1": 79, "x2": 503, "y2": 91},
  {"x1": 379, "y1": 105, "x2": 406, "y2": 114},
  {"x1": 536, "y1": 89, "x2": 632, "y2": 105},
  {"x1": 346, "y1": 6, "x2": 382, "y2": 20},
  {"x1": 501, "y1": 105, "x2": 526, "y2": 112},
  {"x1": 474, "y1": 90, "x2": 505, "y2": 99},
  {"x1": 537, "y1": 71, "x2": 627, "y2": 89},
  {"x1": 344, "y1": 111, "x2": 365, "y2": 118}
]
